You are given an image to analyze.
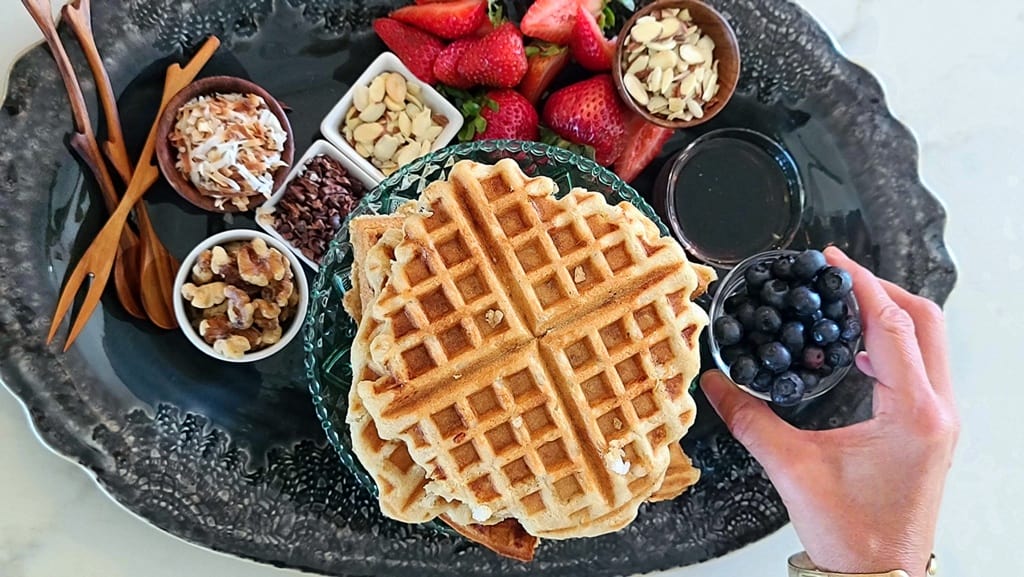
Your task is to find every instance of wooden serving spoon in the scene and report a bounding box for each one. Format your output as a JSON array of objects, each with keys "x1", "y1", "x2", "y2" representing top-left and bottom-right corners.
[
  {"x1": 21, "y1": 0, "x2": 146, "y2": 320},
  {"x1": 62, "y1": 0, "x2": 180, "y2": 329}
]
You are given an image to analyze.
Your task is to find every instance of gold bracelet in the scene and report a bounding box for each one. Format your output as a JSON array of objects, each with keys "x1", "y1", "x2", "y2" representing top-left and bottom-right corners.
[{"x1": 787, "y1": 552, "x2": 938, "y2": 577}]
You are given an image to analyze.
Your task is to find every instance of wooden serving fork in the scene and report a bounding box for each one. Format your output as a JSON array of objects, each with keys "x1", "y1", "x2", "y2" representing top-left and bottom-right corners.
[
  {"x1": 21, "y1": 0, "x2": 146, "y2": 320},
  {"x1": 62, "y1": 0, "x2": 181, "y2": 330},
  {"x1": 46, "y1": 36, "x2": 221, "y2": 350}
]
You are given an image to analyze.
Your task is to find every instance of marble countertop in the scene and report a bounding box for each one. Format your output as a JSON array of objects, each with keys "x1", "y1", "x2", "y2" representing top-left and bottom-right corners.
[{"x1": 1, "y1": 0, "x2": 1022, "y2": 575}]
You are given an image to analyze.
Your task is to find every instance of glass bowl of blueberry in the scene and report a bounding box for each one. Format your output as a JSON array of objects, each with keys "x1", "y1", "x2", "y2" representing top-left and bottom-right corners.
[{"x1": 708, "y1": 249, "x2": 863, "y2": 406}]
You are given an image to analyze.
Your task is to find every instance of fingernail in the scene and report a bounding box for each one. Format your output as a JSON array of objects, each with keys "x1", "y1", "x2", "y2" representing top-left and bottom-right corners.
[{"x1": 855, "y1": 351, "x2": 875, "y2": 377}]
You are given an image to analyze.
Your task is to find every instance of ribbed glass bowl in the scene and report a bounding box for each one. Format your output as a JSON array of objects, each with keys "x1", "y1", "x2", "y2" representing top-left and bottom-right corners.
[{"x1": 302, "y1": 140, "x2": 669, "y2": 525}]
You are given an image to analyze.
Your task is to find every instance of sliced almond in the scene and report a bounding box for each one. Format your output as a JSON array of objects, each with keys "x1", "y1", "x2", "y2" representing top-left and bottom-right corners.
[
  {"x1": 384, "y1": 96, "x2": 404, "y2": 111},
  {"x1": 679, "y1": 73, "x2": 699, "y2": 99},
  {"x1": 659, "y1": 69, "x2": 675, "y2": 95},
  {"x1": 359, "y1": 102, "x2": 386, "y2": 123},
  {"x1": 658, "y1": 17, "x2": 680, "y2": 38},
  {"x1": 411, "y1": 110, "x2": 431, "y2": 137},
  {"x1": 646, "y1": 39, "x2": 677, "y2": 52},
  {"x1": 373, "y1": 135, "x2": 400, "y2": 161},
  {"x1": 353, "y1": 122, "x2": 384, "y2": 144},
  {"x1": 679, "y1": 8, "x2": 692, "y2": 21},
  {"x1": 385, "y1": 73, "x2": 407, "y2": 103},
  {"x1": 668, "y1": 97, "x2": 685, "y2": 112},
  {"x1": 407, "y1": 82, "x2": 421, "y2": 96},
  {"x1": 630, "y1": 18, "x2": 662, "y2": 43},
  {"x1": 647, "y1": 65, "x2": 663, "y2": 93},
  {"x1": 648, "y1": 49, "x2": 677, "y2": 70},
  {"x1": 355, "y1": 141, "x2": 372, "y2": 158},
  {"x1": 425, "y1": 124, "x2": 443, "y2": 141},
  {"x1": 395, "y1": 142, "x2": 420, "y2": 166},
  {"x1": 353, "y1": 85, "x2": 370, "y2": 112},
  {"x1": 686, "y1": 99, "x2": 704, "y2": 119},
  {"x1": 398, "y1": 111, "x2": 412, "y2": 136},
  {"x1": 623, "y1": 73, "x2": 649, "y2": 105},
  {"x1": 420, "y1": 139, "x2": 432, "y2": 155},
  {"x1": 679, "y1": 44, "x2": 705, "y2": 64},
  {"x1": 702, "y1": 71, "x2": 719, "y2": 102},
  {"x1": 626, "y1": 54, "x2": 649, "y2": 76},
  {"x1": 647, "y1": 95, "x2": 668, "y2": 113},
  {"x1": 368, "y1": 75, "x2": 386, "y2": 104}
]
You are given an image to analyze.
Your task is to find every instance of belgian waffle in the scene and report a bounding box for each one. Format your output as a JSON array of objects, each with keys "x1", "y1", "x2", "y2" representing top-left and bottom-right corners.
[{"x1": 352, "y1": 159, "x2": 711, "y2": 538}]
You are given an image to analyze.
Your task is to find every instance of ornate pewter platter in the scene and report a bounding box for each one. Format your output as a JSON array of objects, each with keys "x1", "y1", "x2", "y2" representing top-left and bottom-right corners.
[{"x1": 0, "y1": 0, "x2": 955, "y2": 574}]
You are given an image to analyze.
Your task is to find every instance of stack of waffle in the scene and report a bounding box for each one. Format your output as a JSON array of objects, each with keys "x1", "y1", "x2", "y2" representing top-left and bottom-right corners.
[{"x1": 343, "y1": 159, "x2": 714, "y2": 560}]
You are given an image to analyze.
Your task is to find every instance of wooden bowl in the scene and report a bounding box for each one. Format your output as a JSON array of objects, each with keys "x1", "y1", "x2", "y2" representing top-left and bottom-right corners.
[
  {"x1": 612, "y1": 0, "x2": 740, "y2": 129},
  {"x1": 155, "y1": 76, "x2": 294, "y2": 213}
]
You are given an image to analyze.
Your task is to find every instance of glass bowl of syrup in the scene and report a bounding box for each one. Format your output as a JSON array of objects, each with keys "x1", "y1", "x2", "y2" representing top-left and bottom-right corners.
[{"x1": 654, "y1": 128, "x2": 804, "y2": 267}]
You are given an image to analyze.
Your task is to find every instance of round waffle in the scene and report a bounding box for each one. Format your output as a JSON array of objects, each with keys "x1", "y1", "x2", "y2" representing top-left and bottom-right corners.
[{"x1": 349, "y1": 159, "x2": 712, "y2": 539}]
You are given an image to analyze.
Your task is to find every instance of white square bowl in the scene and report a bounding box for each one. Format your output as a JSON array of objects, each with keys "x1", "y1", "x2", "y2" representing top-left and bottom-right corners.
[
  {"x1": 256, "y1": 139, "x2": 378, "y2": 271},
  {"x1": 320, "y1": 51, "x2": 463, "y2": 182}
]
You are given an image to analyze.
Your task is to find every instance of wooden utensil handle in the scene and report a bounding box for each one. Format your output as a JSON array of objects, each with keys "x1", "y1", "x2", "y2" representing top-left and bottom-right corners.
[
  {"x1": 21, "y1": 0, "x2": 91, "y2": 136},
  {"x1": 68, "y1": 133, "x2": 137, "y2": 242},
  {"x1": 62, "y1": 0, "x2": 134, "y2": 184}
]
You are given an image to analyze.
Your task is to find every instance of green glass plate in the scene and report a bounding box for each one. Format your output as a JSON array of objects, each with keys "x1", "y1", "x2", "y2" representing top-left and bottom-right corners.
[{"x1": 303, "y1": 139, "x2": 669, "y2": 518}]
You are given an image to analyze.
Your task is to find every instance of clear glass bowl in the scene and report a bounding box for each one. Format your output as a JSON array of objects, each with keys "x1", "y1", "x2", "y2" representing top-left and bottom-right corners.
[
  {"x1": 708, "y1": 249, "x2": 862, "y2": 404},
  {"x1": 302, "y1": 140, "x2": 668, "y2": 527}
]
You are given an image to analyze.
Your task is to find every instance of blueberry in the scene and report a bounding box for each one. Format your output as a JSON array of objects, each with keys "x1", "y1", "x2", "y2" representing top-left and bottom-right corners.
[
  {"x1": 793, "y1": 250, "x2": 828, "y2": 280},
  {"x1": 816, "y1": 266, "x2": 854, "y2": 301},
  {"x1": 825, "y1": 343, "x2": 853, "y2": 368},
  {"x1": 760, "y1": 279, "x2": 789, "y2": 309},
  {"x1": 753, "y1": 306, "x2": 783, "y2": 334},
  {"x1": 734, "y1": 301, "x2": 757, "y2": 330},
  {"x1": 822, "y1": 299, "x2": 848, "y2": 321},
  {"x1": 713, "y1": 315, "x2": 744, "y2": 347},
  {"x1": 819, "y1": 364, "x2": 835, "y2": 377},
  {"x1": 771, "y1": 372, "x2": 806, "y2": 406},
  {"x1": 799, "y1": 309, "x2": 824, "y2": 323},
  {"x1": 744, "y1": 260, "x2": 774, "y2": 288},
  {"x1": 811, "y1": 319, "x2": 841, "y2": 345},
  {"x1": 707, "y1": 280, "x2": 721, "y2": 298},
  {"x1": 771, "y1": 254, "x2": 797, "y2": 280},
  {"x1": 779, "y1": 321, "x2": 806, "y2": 354},
  {"x1": 751, "y1": 370, "x2": 774, "y2": 393},
  {"x1": 802, "y1": 346, "x2": 825, "y2": 370},
  {"x1": 729, "y1": 355, "x2": 759, "y2": 385},
  {"x1": 839, "y1": 317, "x2": 862, "y2": 341},
  {"x1": 786, "y1": 285, "x2": 822, "y2": 316},
  {"x1": 721, "y1": 344, "x2": 751, "y2": 364},
  {"x1": 798, "y1": 370, "x2": 820, "y2": 390},
  {"x1": 747, "y1": 331, "x2": 773, "y2": 347},
  {"x1": 758, "y1": 342, "x2": 792, "y2": 373},
  {"x1": 724, "y1": 293, "x2": 750, "y2": 313}
]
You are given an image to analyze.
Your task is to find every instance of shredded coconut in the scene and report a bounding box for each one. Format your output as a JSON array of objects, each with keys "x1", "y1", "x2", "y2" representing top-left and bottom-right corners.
[{"x1": 170, "y1": 92, "x2": 288, "y2": 210}]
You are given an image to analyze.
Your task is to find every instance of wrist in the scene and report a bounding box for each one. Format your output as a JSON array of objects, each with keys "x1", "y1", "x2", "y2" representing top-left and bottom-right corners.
[{"x1": 790, "y1": 552, "x2": 937, "y2": 577}]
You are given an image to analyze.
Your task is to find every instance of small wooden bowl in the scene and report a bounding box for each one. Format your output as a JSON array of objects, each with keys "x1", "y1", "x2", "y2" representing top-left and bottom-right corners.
[
  {"x1": 612, "y1": 0, "x2": 740, "y2": 129},
  {"x1": 155, "y1": 76, "x2": 295, "y2": 213}
]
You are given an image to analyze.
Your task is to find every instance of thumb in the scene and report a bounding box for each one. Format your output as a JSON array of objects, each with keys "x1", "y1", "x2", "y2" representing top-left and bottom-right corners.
[{"x1": 701, "y1": 370, "x2": 802, "y2": 470}]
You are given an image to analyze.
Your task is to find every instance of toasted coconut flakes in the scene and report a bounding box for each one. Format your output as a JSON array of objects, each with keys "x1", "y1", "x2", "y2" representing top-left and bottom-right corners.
[{"x1": 170, "y1": 92, "x2": 288, "y2": 209}]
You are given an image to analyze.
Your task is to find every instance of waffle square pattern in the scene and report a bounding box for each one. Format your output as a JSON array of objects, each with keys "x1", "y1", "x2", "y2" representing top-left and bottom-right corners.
[{"x1": 348, "y1": 159, "x2": 712, "y2": 541}]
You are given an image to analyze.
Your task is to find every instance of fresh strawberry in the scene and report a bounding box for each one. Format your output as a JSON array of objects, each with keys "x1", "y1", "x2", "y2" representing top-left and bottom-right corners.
[
  {"x1": 373, "y1": 18, "x2": 444, "y2": 84},
  {"x1": 434, "y1": 39, "x2": 476, "y2": 89},
  {"x1": 569, "y1": 4, "x2": 615, "y2": 71},
  {"x1": 520, "y1": 0, "x2": 577, "y2": 45},
  {"x1": 414, "y1": 0, "x2": 459, "y2": 4},
  {"x1": 470, "y1": 90, "x2": 540, "y2": 141},
  {"x1": 390, "y1": 0, "x2": 488, "y2": 40},
  {"x1": 542, "y1": 74, "x2": 626, "y2": 166},
  {"x1": 459, "y1": 23, "x2": 528, "y2": 88},
  {"x1": 517, "y1": 42, "x2": 569, "y2": 105},
  {"x1": 614, "y1": 113, "x2": 675, "y2": 182}
]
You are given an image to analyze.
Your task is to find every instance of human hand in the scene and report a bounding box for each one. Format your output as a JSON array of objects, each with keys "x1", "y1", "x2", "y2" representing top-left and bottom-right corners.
[{"x1": 700, "y1": 247, "x2": 958, "y2": 577}]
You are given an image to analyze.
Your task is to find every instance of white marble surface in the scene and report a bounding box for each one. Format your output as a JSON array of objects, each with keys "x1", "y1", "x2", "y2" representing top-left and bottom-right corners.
[{"x1": 1, "y1": 0, "x2": 1022, "y2": 575}]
